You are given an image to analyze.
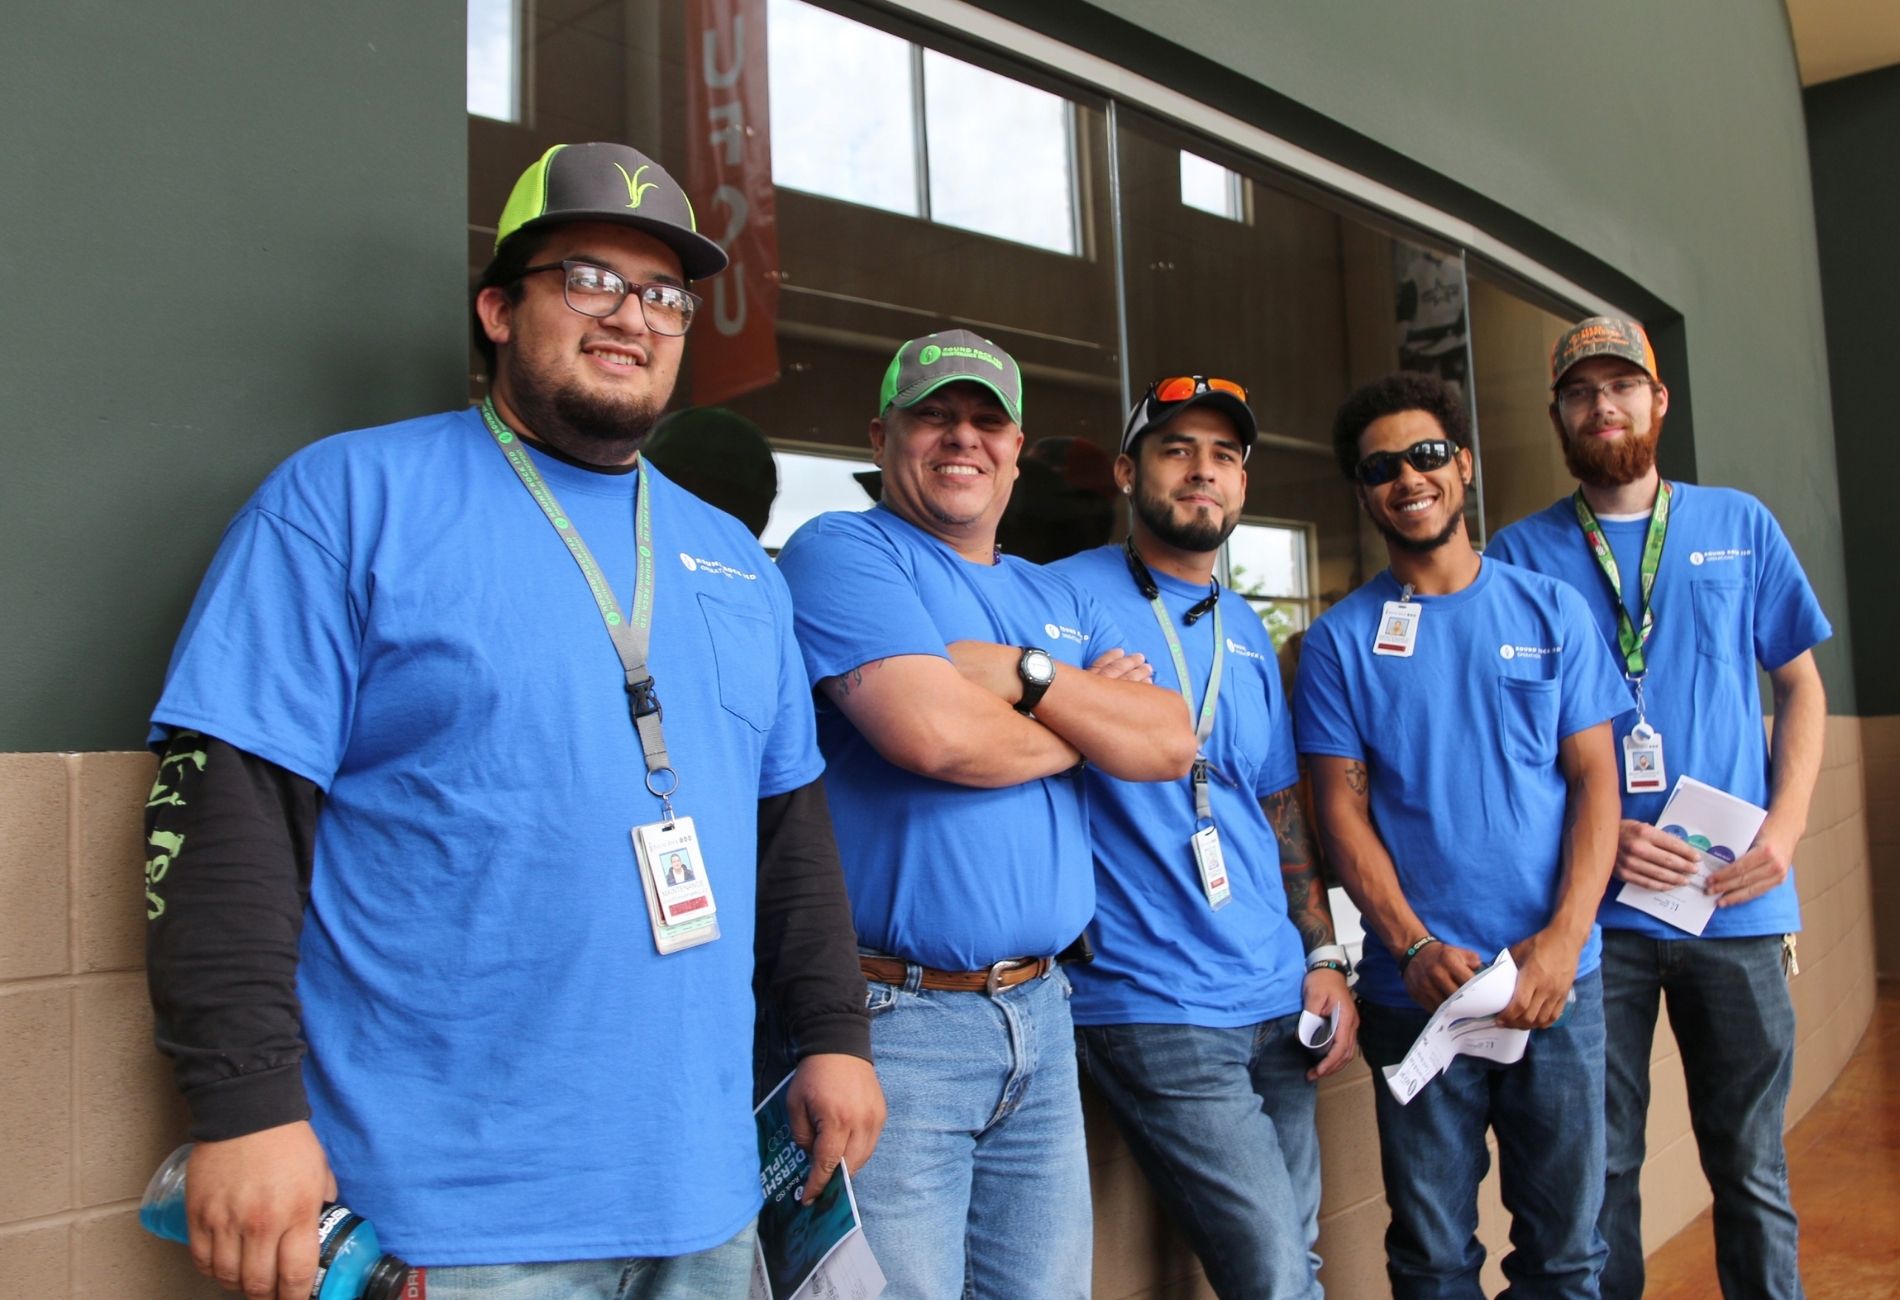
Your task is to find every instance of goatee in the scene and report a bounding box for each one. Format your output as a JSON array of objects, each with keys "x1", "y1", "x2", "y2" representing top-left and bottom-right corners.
[
  {"x1": 1563, "y1": 412, "x2": 1664, "y2": 488},
  {"x1": 1132, "y1": 483, "x2": 1235, "y2": 555},
  {"x1": 1376, "y1": 512, "x2": 1464, "y2": 554},
  {"x1": 504, "y1": 367, "x2": 664, "y2": 465}
]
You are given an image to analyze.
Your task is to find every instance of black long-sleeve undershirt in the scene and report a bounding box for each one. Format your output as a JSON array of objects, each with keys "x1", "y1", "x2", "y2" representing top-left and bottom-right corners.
[{"x1": 145, "y1": 731, "x2": 869, "y2": 1141}]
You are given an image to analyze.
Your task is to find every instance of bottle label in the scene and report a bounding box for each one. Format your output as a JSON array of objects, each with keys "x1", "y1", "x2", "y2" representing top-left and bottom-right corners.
[{"x1": 311, "y1": 1205, "x2": 361, "y2": 1296}]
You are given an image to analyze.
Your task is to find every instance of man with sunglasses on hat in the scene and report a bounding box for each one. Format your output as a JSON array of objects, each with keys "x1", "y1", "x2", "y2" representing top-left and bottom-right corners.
[
  {"x1": 775, "y1": 332, "x2": 1195, "y2": 1300},
  {"x1": 1485, "y1": 317, "x2": 1830, "y2": 1299},
  {"x1": 144, "y1": 142, "x2": 882, "y2": 1299},
  {"x1": 1047, "y1": 375, "x2": 1358, "y2": 1299},
  {"x1": 1294, "y1": 372, "x2": 1629, "y2": 1298}
]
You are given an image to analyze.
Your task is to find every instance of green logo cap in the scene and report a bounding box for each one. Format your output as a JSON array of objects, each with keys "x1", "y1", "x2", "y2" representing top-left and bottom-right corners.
[
  {"x1": 879, "y1": 328, "x2": 1023, "y2": 424},
  {"x1": 492, "y1": 142, "x2": 728, "y2": 281}
]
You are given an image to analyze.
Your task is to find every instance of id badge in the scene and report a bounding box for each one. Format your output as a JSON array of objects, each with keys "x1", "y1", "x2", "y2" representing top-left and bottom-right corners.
[
  {"x1": 1191, "y1": 825, "x2": 1232, "y2": 910},
  {"x1": 1373, "y1": 601, "x2": 1419, "y2": 657},
  {"x1": 632, "y1": 815, "x2": 721, "y2": 954},
  {"x1": 1622, "y1": 724, "x2": 1666, "y2": 794}
]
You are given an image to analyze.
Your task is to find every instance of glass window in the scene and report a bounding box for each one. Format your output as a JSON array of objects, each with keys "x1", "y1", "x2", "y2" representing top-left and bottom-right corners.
[
  {"x1": 924, "y1": 51, "x2": 1077, "y2": 254},
  {"x1": 766, "y1": 0, "x2": 919, "y2": 217},
  {"x1": 765, "y1": 0, "x2": 1078, "y2": 254},
  {"x1": 1466, "y1": 266, "x2": 1579, "y2": 541},
  {"x1": 1224, "y1": 520, "x2": 1312, "y2": 653},
  {"x1": 1179, "y1": 150, "x2": 1243, "y2": 222},
  {"x1": 761, "y1": 448, "x2": 877, "y2": 551},
  {"x1": 466, "y1": 0, "x2": 522, "y2": 124}
]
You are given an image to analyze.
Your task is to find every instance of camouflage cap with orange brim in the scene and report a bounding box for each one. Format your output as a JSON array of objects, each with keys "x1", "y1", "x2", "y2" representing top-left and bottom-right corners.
[{"x1": 1549, "y1": 316, "x2": 1659, "y2": 386}]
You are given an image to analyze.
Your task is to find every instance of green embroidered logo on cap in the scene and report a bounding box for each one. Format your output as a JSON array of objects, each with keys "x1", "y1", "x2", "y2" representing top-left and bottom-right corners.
[
  {"x1": 614, "y1": 162, "x2": 658, "y2": 210},
  {"x1": 920, "y1": 344, "x2": 942, "y2": 365},
  {"x1": 931, "y1": 345, "x2": 1003, "y2": 371}
]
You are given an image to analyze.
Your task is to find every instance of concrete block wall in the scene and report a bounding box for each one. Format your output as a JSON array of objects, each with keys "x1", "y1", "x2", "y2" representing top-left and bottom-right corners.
[{"x1": 0, "y1": 724, "x2": 1879, "y2": 1298}]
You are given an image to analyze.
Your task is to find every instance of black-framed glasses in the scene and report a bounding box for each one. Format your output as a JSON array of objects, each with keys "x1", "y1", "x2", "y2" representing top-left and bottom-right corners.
[
  {"x1": 1554, "y1": 375, "x2": 1655, "y2": 412},
  {"x1": 1355, "y1": 438, "x2": 1454, "y2": 486},
  {"x1": 516, "y1": 260, "x2": 701, "y2": 336}
]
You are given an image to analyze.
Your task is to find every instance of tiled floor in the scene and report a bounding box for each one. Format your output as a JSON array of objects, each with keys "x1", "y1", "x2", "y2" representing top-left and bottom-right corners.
[{"x1": 1644, "y1": 981, "x2": 1900, "y2": 1299}]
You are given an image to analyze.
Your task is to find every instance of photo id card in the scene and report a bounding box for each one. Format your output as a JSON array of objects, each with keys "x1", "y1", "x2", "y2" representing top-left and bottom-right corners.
[
  {"x1": 1191, "y1": 825, "x2": 1232, "y2": 910},
  {"x1": 633, "y1": 815, "x2": 720, "y2": 955},
  {"x1": 1623, "y1": 726, "x2": 1666, "y2": 794},
  {"x1": 1374, "y1": 601, "x2": 1419, "y2": 657}
]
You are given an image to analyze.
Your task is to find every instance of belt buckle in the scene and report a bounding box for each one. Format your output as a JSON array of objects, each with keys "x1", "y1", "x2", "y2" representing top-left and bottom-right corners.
[{"x1": 985, "y1": 958, "x2": 1021, "y2": 996}]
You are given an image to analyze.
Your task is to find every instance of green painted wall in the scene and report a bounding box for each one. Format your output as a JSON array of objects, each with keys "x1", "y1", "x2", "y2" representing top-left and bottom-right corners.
[
  {"x1": 1807, "y1": 65, "x2": 1900, "y2": 717},
  {"x1": 0, "y1": 1, "x2": 467, "y2": 752},
  {"x1": 992, "y1": 0, "x2": 1855, "y2": 711},
  {"x1": 0, "y1": 0, "x2": 1861, "y2": 749}
]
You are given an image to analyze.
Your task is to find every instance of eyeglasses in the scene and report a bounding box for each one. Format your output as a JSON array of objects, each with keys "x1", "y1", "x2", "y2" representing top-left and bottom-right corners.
[
  {"x1": 1149, "y1": 375, "x2": 1248, "y2": 403},
  {"x1": 1554, "y1": 375, "x2": 1655, "y2": 412},
  {"x1": 516, "y1": 260, "x2": 701, "y2": 336},
  {"x1": 1355, "y1": 438, "x2": 1455, "y2": 486}
]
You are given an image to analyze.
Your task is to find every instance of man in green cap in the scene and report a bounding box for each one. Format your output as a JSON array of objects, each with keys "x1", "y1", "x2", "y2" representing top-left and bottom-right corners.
[
  {"x1": 144, "y1": 141, "x2": 882, "y2": 1298},
  {"x1": 775, "y1": 330, "x2": 1195, "y2": 1299}
]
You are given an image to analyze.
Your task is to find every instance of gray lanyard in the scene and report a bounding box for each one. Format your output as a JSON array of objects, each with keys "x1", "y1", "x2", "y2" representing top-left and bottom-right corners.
[
  {"x1": 479, "y1": 398, "x2": 678, "y2": 813},
  {"x1": 1125, "y1": 542, "x2": 1224, "y2": 824}
]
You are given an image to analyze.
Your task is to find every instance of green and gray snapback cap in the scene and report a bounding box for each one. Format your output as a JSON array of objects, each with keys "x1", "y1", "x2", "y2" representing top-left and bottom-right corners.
[
  {"x1": 493, "y1": 142, "x2": 728, "y2": 281},
  {"x1": 879, "y1": 329, "x2": 1023, "y2": 424}
]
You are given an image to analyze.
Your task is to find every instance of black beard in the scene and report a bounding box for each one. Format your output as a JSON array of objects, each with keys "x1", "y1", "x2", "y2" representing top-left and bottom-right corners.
[
  {"x1": 1132, "y1": 482, "x2": 1235, "y2": 554},
  {"x1": 1374, "y1": 477, "x2": 1467, "y2": 554},
  {"x1": 1376, "y1": 511, "x2": 1463, "y2": 554},
  {"x1": 503, "y1": 366, "x2": 663, "y2": 465}
]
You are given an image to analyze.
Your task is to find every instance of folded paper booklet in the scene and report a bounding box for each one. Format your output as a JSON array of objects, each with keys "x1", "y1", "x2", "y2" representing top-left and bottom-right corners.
[
  {"x1": 749, "y1": 1073, "x2": 886, "y2": 1300},
  {"x1": 1616, "y1": 775, "x2": 1768, "y2": 936},
  {"x1": 1382, "y1": 949, "x2": 1529, "y2": 1105}
]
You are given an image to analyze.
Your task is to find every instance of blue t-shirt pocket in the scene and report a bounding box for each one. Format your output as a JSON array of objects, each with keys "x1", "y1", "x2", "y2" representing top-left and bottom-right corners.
[
  {"x1": 1497, "y1": 676, "x2": 1559, "y2": 767},
  {"x1": 696, "y1": 591, "x2": 777, "y2": 732},
  {"x1": 1691, "y1": 579, "x2": 1745, "y2": 661}
]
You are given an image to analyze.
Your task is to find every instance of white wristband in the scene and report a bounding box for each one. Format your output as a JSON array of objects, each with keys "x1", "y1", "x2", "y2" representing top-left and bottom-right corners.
[{"x1": 1305, "y1": 943, "x2": 1349, "y2": 971}]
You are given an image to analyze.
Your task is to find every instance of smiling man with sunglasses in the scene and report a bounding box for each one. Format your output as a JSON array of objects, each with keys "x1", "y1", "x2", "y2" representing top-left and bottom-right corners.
[
  {"x1": 1294, "y1": 371, "x2": 1629, "y2": 1298},
  {"x1": 1050, "y1": 375, "x2": 1358, "y2": 1299},
  {"x1": 1487, "y1": 317, "x2": 1830, "y2": 1299},
  {"x1": 144, "y1": 142, "x2": 882, "y2": 1299}
]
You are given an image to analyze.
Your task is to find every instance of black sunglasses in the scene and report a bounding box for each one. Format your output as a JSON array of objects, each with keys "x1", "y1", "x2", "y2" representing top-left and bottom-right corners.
[{"x1": 1355, "y1": 438, "x2": 1455, "y2": 486}]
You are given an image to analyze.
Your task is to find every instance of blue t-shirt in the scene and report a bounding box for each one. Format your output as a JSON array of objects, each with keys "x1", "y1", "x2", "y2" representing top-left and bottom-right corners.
[
  {"x1": 1485, "y1": 482, "x2": 1832, "y2": 937},
  {"x1": 1292, "y1": 560, "x2": 1631, "y2": 1008},
  {"x1": 1049, "y1": 546, "x2": 1307, "y2": 1027},
  {"x1": 775, "y1": 506, "x2": 1120, "y2": 969},
  {"x1": 151, "y1": 407, "x2": 822, "y2": 1264}
]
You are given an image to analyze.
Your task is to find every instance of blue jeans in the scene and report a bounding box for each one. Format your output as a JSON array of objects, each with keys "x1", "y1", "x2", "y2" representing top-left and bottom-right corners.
[
  {"x1": 1077, "y1": 1015, "x2": 1323, "y2": 1300},
  {"x1": 1598, "y1": 930, "x2": 1802, "y2": 1299},
  {"x1": 417, "y1": 1220, "x2": 757, "y2": 1298},
  {"x1": 1357, "y1": 970, "x2": 1607, "y2": 1299},
  {"x1": 855, "y1": 963, "x2": 1091, "y2": 1300}
]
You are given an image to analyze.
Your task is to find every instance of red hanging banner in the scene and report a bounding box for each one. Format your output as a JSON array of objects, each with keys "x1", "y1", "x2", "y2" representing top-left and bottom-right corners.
[{"x1": 684, "y1": 0, "x2": 781, "y2": 406}]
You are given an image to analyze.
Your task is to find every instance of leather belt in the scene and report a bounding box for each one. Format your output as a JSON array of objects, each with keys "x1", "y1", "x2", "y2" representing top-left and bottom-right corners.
[{"x1": 859, "y1": 954, "x2": 1054, "y2": 996}]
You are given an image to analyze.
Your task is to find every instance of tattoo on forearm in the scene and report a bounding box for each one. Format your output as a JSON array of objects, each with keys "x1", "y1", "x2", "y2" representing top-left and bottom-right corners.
[
  {"x1": 1265, "y1": 786, "x2": 1335, "y2": 951},
  {"x1": 824, "y1": 659, "x2": 886, "y2": 701},
  {"x1": 1345, "y1": 762, "x2": 1368, "y2": 796}
]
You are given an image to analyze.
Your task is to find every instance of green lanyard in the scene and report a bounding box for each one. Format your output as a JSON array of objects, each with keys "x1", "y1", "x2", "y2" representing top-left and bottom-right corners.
[
  {"x1": 1125, "y1": 540, "x2": 1223, "y2": 824},
  {"x1": 1572, "y1": 480, "x2": 1672, "y2": 679},
  {"x1": 479, "y1": 398, "x2": 676, "y2": 807}
]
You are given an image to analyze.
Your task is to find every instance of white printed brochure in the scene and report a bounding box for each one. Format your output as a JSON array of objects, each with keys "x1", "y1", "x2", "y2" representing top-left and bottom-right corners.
[
  {"x1": 1382, "y1": 950, "x2": 1530, "y2": 1106},
  {"x1": 1615, "y1": 775, "x2": 1767, "y2": 936}
]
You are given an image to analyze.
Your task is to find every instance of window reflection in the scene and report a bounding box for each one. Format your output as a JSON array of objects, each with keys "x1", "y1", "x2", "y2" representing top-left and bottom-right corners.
[
  {"x1": 766, "y1": 0, "x2": 919, "y2": 217},
  {"x1": 466, "y1": 0, "x2": 521, "y2": 124}
]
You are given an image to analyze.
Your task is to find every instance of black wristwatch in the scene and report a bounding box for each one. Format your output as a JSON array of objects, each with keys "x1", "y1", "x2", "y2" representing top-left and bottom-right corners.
[{"x1": 1015, "y1": 646, "x2": 1056, "y2": 714}]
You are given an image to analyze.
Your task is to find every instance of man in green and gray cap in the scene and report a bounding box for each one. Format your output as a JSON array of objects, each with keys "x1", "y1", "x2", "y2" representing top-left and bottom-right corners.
[
  {"x1": 775, "y1": 330, "x2": 1195, "y2": 1299},
  {"x1": 145, "y1": 141, "x2": 882, "y2": 1298}
]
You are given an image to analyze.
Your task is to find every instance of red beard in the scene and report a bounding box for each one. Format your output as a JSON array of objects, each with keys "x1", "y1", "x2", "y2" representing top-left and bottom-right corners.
[{"x1": 1561, "y1": 410, "x2": 1664, "y2": 487}]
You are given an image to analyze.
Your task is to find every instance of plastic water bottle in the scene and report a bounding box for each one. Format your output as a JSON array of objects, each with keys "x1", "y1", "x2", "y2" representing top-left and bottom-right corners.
[{"x1": 140, "y1": 1144, "x2": 414, "y2": 1300}]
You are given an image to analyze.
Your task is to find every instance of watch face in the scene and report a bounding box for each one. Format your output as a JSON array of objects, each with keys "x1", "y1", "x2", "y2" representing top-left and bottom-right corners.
[{"x1": 1022, "y1": 648, "x2": 1056, "y2": 685}]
